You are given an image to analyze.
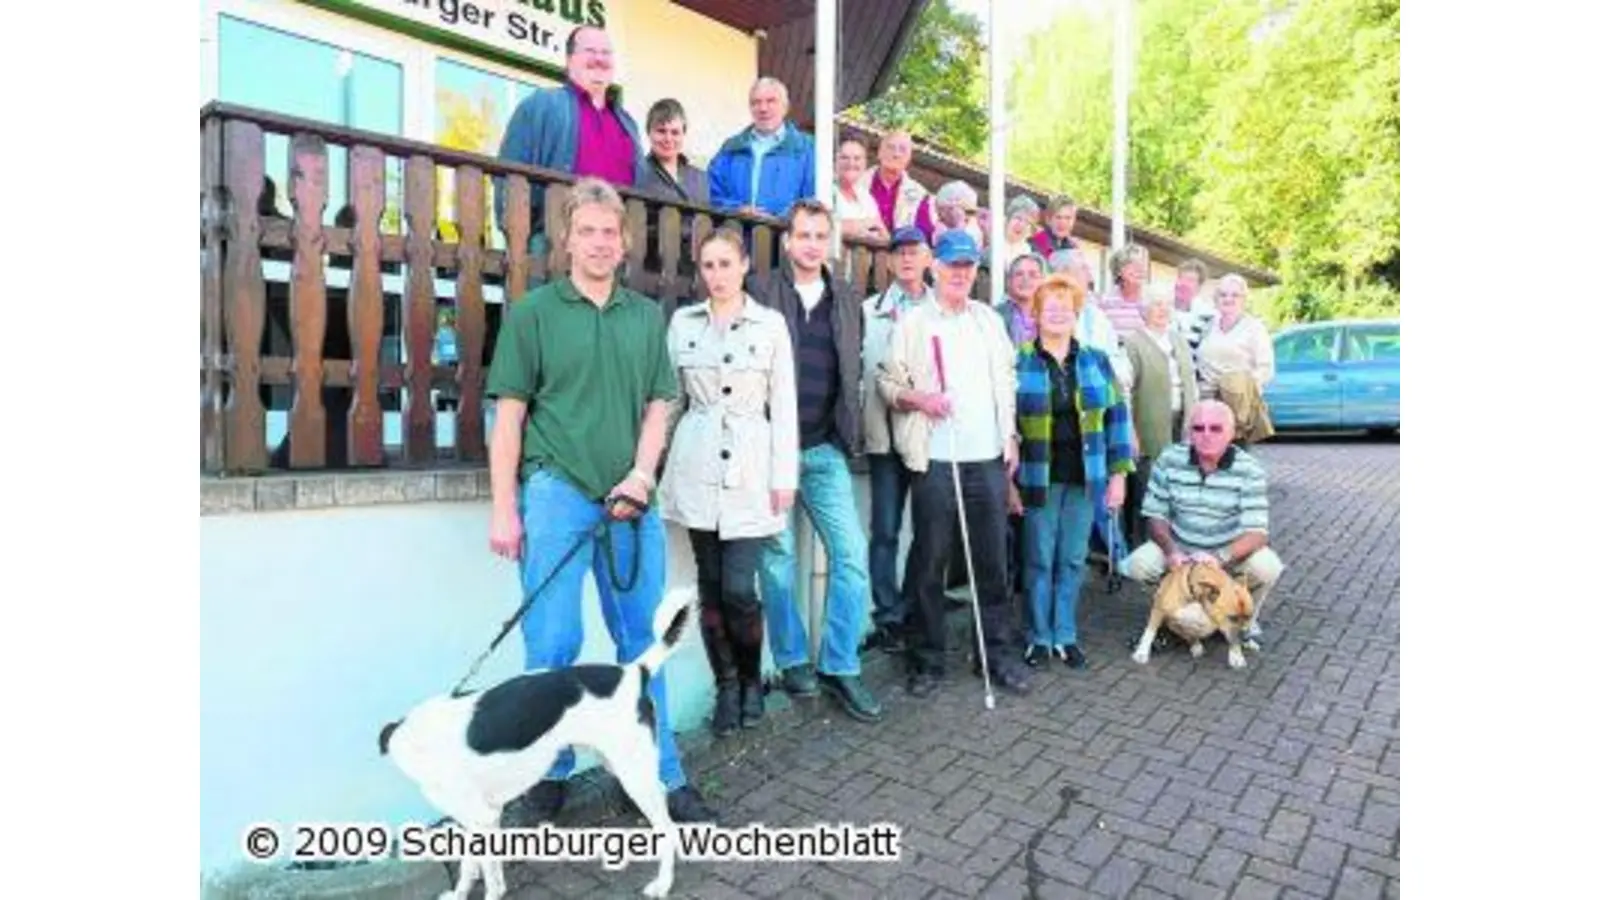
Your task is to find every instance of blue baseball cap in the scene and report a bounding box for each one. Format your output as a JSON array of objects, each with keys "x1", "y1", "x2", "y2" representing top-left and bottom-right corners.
[
  {"x1": 934, "y1": 229, "x2": 982, "y2": 264},
  {"x1": 889, "y1": 225, "x2": 928, "y2": 249}
]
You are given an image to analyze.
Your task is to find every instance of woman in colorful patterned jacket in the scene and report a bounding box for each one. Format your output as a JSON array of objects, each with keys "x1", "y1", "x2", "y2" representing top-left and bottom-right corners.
[{"x1": 1009, "y1": 273, "x2": 1137, "y2": 670}]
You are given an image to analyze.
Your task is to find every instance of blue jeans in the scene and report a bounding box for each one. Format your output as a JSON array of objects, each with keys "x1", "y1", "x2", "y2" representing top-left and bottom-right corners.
[
  {"x1": 516, "y1": 470, "x2": 685, "y2": 790},
  {"x1": 1022, "y1": 482, "x2": 1096, "y2": 648},
  {"x1": 760, "y1": 443, "x2": 870, "y2": 676},
  {"x1": 867, "y1": 453, "x2": 913, "y2": 630}
]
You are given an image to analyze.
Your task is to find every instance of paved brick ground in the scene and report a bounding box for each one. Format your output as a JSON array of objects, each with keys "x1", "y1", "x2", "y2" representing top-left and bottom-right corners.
[{"x1": 498, "y1": 438, "x2": 1399, "y2": 899}]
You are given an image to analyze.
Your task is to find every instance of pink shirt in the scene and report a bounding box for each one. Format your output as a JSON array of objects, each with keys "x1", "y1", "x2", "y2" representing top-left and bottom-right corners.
[
  {"x1": 569, "y1": 82, "x2": 636, "y2": 187},
  {"x1": 870, "y1": 173, "x2": 936, "y2": 241},
  {"x1": 1098, "y1": 292, "x2": 1145, "y2": 337}
]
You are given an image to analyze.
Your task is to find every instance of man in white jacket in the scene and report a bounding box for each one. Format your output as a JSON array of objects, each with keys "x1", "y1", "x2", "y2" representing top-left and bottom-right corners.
[{"x1": 876, "y1": 230, "x2": 1031, "y2": 699}]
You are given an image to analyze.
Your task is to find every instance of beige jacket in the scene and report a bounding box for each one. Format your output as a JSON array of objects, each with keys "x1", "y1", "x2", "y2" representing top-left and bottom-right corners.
[
  {"x1": 860, "y1": 280, "x2": 933, "y2": 455},
  {"x1": 1197, "y1": 314, "x2": 1275, "y2": 393},
  {"x1": 659, "y1": 297, "x2": 799, "y2": 540},
  {"x1": 875, "y1": 299, "x2": 1018, "y2": 474}
]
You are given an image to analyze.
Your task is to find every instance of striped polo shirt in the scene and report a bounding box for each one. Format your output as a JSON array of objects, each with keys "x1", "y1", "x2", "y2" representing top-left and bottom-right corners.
[{"x1": 1141, "y1": 443, "x2": 1269, "y2": 550}]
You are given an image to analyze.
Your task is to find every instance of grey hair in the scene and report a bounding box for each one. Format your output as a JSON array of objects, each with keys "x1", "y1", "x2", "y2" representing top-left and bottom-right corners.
[
  {"x1": 1109, "y1": 243, "x2": 1150, "y2": 286},
  {"x1": 1007, "y1": 253, "x2": 1047, "y2": 279},
  {"x1": 1193, "y1": 398, "x2": 1237, "y2": 431},
  {"x1": 1216, "y1": 273, "x2": 1249, "y2": 297},
  {"x1": 1140, "y1": 284, "x2": 1175, "y2": 316},
  {"x1": 1006, "y1": 195, "x2": 1041, "y2": 220},
  {"x1": 750, "y1": 76, "x2": 790, "y2": 106},
  {"x1": 1047, "y1": 248, "x2": 1084, "y2": 274},
  {"x1": 936, "y1": 180, "x2": 979, "y2": 209}
]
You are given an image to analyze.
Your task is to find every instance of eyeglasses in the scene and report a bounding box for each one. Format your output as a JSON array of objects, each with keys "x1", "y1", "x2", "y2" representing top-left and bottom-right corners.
[{"x1": 1191, "y1": 423, "x2": 1226, "y2": 434}]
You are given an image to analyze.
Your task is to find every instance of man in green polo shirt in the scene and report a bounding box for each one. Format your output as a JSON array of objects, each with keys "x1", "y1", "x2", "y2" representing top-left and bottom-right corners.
[{"x1": 484, "y1": 177, "x2": 717, "y2": 826}]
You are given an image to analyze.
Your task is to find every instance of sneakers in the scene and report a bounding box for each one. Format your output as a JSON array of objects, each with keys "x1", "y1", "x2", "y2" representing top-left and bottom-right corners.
[
  {"x1": 501, "y1": 779, "x2": 566, "y2": 828},
  {"x1": 1243, "y1": 620, "x2": 1263, "y2": 651},
  {"x1": 667, "y1": 785, "x2": 719, "y2": 824},
  {"x1": 818, "y1": 673, "x2": 882, "y2": 722},
  {"x1": 1058, "y1": 644, "x2": 1087, "y2": 669},
  {"x1": 1023, "y1": 644, "x2": 1051, "y2": 667},
  {"x1": 779, "y1": 663, "x2": 819, "y2": 698}
]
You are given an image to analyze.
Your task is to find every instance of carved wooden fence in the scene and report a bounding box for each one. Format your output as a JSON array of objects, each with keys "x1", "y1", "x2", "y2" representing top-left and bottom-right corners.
[{"x1": 200, "y1": 102, "x2": 915, "y2": 476}]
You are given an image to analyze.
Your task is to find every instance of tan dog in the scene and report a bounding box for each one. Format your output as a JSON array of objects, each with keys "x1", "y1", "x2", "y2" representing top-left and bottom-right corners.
[{"x1": 1131, "y1": 563, "x2": 1256, "y2": 669}]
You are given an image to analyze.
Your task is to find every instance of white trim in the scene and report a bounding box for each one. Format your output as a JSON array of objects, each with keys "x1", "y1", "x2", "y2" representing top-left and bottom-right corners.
[
  {"x1": 202, "y1": 0, "x2": 564, "y2": 148},
  {"x1": 204, "y1": 0, "x2": 427, "y2": 140}
]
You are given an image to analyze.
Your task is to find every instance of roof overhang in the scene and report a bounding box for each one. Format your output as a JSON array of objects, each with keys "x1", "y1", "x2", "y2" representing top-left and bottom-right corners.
[
  {"x1": 670, "y1": 0, "x2": 928, "y2": 128},
  {"x1": 839, "y1": 118, "x2": 1280, "y2": 287}
]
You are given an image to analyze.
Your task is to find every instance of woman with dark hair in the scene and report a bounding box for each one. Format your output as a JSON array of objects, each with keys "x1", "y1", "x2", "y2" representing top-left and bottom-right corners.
[
  {"x1": 639, "y1": 98, "x2": 709, "y2": 205},
  {"x1": 658, "y1": 226, "x2": 799, "y2": 736}
]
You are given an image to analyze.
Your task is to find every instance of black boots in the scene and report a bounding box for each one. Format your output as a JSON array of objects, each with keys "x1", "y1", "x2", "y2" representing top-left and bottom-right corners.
[{"x1": 712, "y1": 679, "x2": 764, "y2": 737}]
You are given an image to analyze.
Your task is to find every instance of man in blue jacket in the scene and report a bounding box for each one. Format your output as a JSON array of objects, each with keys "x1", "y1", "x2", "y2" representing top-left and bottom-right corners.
[
  {"x1": 494, "y1": 25, "x2": 645, "y2": 252},
  {"x1": 707, "y1": 77, "x2": 816, "y2": 219}
]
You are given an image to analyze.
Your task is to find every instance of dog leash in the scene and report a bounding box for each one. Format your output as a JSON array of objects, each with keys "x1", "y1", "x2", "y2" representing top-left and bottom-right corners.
[{"x1": 450, "y1": 494, "x2": 648, "y2": 697}]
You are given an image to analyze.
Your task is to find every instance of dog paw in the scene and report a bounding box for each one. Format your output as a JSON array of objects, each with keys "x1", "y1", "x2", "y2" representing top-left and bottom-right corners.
[
  {"x1": 1189, "y1": 642, "x2": 1205, "y2": 658},
  {"x1": 641, "y1": 875, "x2": 673, "y2": 898},
  {"x1": 1243, "y1": 638, "x2": 1260, "y2": 652},
  {"x1": 1228, "y1": 648, "x2": 1247, "y2": 669},
  {"x1": 1131, "y1": 649, "x2": 1150, "y2": 665}
]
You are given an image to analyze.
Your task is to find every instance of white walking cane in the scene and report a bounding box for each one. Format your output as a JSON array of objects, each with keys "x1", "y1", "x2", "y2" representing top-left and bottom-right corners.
[{"x1": 933, "y1": 336, "x2": 996, "y2": 711}]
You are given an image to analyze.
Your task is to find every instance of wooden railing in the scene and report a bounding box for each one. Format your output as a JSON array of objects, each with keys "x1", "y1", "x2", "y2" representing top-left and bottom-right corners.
[{"x1": 200, "y1": 102, "x2": 921, "y2": 477}]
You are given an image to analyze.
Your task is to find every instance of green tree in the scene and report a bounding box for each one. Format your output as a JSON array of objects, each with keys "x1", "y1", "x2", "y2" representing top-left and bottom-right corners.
[
  {"x1": 1008, "y1": 0, "x2": 1257, "y2": 236},
  {"x1": 1193, "y1": 0, "x2": 1399, "y2": 322},
  {"x1": 1001, "y1": 0, "x2": 1398, "y2": 326},
  {"x1": 853, "y1": 0, "x2": 988, "y2": 157}
]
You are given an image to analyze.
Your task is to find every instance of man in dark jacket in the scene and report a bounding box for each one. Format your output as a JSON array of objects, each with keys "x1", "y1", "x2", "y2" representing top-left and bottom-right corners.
[
  {"x1": 493, "y1": 25, "x2": 645, "y2": 254},
  {"x1": 748, "y1": 199, "x2": 881, "y2": 725}
]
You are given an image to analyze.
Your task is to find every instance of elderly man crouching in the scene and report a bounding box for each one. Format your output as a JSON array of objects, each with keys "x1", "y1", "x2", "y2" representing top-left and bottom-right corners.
[{"x1": 1121, "y1": 400, "x2": 1285, "y2": 649}]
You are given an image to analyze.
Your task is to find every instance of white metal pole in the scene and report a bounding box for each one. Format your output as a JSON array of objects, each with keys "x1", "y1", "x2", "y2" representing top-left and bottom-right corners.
[
  {"x1": 816, "y1": 0, "x2": 839, "y2": 260},
  {"x1": 1111, "y1": 0, "x2": 1130, "y2": 253},
  {"x1": 987, "y1": 0, "x2": 1007, "y2": 304}
]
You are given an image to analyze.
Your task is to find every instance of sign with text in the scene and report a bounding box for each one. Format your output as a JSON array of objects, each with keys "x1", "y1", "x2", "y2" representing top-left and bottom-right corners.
[{"x1": 322, "y1": 0, "x2": 609, "y2": 71}]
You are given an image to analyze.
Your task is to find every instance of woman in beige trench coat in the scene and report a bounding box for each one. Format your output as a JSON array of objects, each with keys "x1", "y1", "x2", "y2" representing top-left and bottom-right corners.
[{"x1": 659, "y1": 226, "x2": 800, "y2": 737}]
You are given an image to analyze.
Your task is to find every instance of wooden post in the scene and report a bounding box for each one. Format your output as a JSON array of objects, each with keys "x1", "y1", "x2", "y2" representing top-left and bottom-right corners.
[
  {"x1": 222, "y1": 120, "x2": 268, "y2": 473},
  {"x1": 288, "y1": 133, "x2": 329, "y2": 468},
  {"x1": 402, "y1": 154, "x2": 438, "y2": 464},
  {"x1": 455, "y1": 165, "x2": 487, "y2": 463},
  {"x1": 347, "y1": 144, "x2": 386, "y2": 467}
]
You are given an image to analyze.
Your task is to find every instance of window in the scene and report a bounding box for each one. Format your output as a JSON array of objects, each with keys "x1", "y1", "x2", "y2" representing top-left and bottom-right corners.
[
  {"x1": 1275, "y1": 328, "x2": 1338, "y2": 364},
  {"x1": 433, "y1": 58, "x2": 548, "y2": 249},
  {"x1": 1343, "y1": 325, "x2": 1400, "y2": 362},
  {"x1": 217, "y1": 15, "x2": 404, "y2": 231}
]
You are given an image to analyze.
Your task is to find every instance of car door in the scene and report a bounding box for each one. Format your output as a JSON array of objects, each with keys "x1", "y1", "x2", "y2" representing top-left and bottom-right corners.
[
  {"x1": 1264, "y1": 326, "x2": 1341, "y2": 428},
  {"x1": 1338, "y1": 322, "x2": 1401, "y2": 428}
]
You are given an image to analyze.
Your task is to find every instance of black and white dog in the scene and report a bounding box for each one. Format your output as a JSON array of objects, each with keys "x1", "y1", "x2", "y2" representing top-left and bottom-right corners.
[{"x1": 379, "y1": 587, "x2": 696, "y2": 899}]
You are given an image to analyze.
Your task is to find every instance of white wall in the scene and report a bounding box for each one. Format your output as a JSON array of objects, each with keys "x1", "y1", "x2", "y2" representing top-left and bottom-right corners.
[
  {"x1": 200, "y1": 473, "x2": 885, "y2": 877},
  {"x1": 613, "y1": 0, "x2": 758, "y2": 167}
]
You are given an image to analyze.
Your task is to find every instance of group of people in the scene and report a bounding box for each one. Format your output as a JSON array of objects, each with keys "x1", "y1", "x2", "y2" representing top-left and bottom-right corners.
[{"x1": 482, "y1": 24, "x2": 1288, "y2": 830}]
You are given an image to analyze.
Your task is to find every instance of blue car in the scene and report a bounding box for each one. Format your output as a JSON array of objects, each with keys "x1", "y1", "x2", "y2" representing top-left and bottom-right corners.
[{"x1": 1263, "y1": 318, "x2": 1399, "y2": 433}]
